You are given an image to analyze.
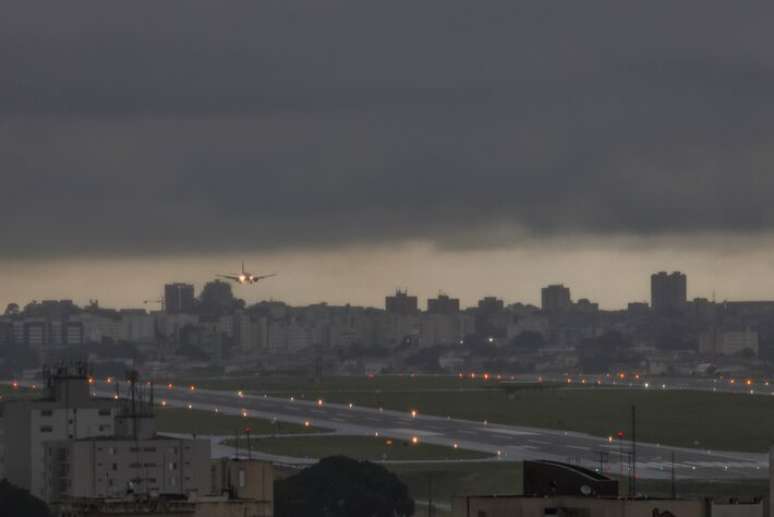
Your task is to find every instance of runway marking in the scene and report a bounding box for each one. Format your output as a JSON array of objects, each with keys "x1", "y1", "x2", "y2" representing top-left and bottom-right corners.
[
  {"x1": 480, "y1": 428, "x2": 536, "y2": 436},
  {"x1": 565, "y1": 445, "x2": 591, "y2": 451},
  {"x1": 389, "y1": 428, "x2": 441, "y2": 436}
]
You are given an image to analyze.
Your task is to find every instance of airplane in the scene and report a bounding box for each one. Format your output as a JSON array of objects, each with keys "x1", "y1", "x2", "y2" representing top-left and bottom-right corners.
[{"x1": 218, "y1": 262, "x2": 277, "y2": 285}]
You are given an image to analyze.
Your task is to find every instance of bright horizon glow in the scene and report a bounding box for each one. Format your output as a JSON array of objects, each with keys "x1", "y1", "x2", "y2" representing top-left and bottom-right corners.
[{"x1": 3, "y1": 234, "x2": 774, "y2": 311}]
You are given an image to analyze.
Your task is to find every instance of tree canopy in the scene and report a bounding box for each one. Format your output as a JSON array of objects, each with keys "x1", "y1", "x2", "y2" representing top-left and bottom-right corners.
[
  {"x1": 275, "y1": 456, "x2": 414, "y2": 517},
  {"x1": 0, "y1": 480, "x2": 51, "y2": 517}
]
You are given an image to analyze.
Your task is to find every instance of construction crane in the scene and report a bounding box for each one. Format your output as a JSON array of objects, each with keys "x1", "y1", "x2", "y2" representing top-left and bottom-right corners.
[{"x1": 143, "y1": 298, "x2": 164, "y2": 311}]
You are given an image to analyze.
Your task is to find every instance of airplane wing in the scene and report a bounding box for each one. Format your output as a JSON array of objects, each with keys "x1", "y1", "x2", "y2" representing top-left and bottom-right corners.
[
  {"x1": 254, "y1": 273, "x2": 278, "y2": 281},
  {"x1": 217, "y1": 275, "x2": 241, "y2": 281}
]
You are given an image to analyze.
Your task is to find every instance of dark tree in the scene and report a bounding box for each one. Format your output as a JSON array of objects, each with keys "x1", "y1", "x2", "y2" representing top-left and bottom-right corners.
[
  {"x1": 0, "y1": 479, "x2": 51, "y2": 517},
  {"x1": 3, "y1": 303, "x2": 19, "y2": 316},
  {"x1": 510, "y1": 331, "x2": 545, "y2": 351},
  {"x1": 198, "y1": 280, "x2": 244, "y2": 316},
  {"x1": 275, "y1": 456, "x2": 414, "y2": 517}
]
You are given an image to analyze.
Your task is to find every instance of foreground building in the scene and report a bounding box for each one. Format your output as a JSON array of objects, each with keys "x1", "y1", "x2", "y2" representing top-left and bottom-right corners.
[
  {"x1": 53, "y1": 458, "x2": 273, "y2": 517},
  {"x1": 453, "y1": 460, "x2": 763, "y2": 517},
  {"x1": 2, "y1": 364, "x2": 118, "y2": 499},
  {"x1": 452, "y1": 495, "x2": 763, "y2": 517}
]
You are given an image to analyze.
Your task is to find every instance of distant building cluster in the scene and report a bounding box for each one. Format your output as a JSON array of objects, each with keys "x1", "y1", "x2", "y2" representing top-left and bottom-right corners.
[{"x1": 0, "y1": 271, "x2": 770, "y2": 377}]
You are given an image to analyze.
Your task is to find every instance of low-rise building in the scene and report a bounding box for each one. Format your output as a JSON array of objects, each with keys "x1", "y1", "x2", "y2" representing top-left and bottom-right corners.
[
  {"x1": 699, "y1": 328, "x2": 759, "y2": 357},
  {"x1": 451, "y1": 495, "x2": 762, "y2": 517}
]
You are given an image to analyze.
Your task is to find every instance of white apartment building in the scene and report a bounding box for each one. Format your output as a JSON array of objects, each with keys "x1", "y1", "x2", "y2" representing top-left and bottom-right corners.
[{"x1": 2, "y1": 366, "x2": 118, "y2": 499}]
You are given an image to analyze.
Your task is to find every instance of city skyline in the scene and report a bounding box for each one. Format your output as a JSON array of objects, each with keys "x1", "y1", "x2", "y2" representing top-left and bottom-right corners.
[{"x1": 3, "y1": 239, "x2": 774, "y2": 311}]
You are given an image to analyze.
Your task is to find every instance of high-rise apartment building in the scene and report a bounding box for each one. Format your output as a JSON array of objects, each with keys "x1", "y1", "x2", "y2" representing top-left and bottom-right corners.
[
  {"x1": 651, "y1": 271, "x2": 687, "y2": 313},
  {"x1": 541, "y1": 285, "x2": 572, "y2": 313},
  {"x1": 164, "y1": 283, "x2": 195, "y2": 314},
  {"x1": 385, "y1": 290, "x2": 419, "y2": 315},
  {"x1": 427, "y1": 294, "x2": 460, "y2": 314}
]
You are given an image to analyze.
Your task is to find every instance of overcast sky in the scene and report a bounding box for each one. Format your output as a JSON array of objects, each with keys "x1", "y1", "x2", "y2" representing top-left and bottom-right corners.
[{"x1": 3, "y1": 2, "x2": 774, "y2": 309}]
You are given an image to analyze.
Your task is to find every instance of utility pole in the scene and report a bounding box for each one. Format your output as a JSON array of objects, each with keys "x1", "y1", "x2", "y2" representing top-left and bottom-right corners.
[
  {"x1": 631, "y1": 405, "x2": 637, "y2": 497},
  {"x1": 427, "y1": 472, "x2": 433, "y2": 517},
  {"x1": 671, "y1": 451, "x2": 676, "y2": 499}
]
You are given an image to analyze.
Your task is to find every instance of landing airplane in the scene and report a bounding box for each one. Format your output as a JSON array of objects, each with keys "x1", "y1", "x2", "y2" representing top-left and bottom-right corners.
[{"x1": 218, "y1": 263, "x2": 277, "y2": 285}]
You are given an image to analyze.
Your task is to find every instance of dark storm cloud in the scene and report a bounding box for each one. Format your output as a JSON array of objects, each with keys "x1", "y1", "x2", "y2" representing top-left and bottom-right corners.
[{"x1": 2, "y1": 1, "x2": 774, "y2": 257}]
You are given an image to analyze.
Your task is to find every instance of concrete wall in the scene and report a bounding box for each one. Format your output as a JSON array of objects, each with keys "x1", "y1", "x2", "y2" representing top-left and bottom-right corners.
[{"x1": 452, "y1": 495, "x2": 718, "y2": 517}]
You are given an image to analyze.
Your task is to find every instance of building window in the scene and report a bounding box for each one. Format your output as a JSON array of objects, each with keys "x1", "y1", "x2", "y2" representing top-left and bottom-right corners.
[
  {"x1": 98, "y1": 408, "x2": 112, "y2": 416},
  {"x1": 143, "y1": 447, "x2": 157, "y2": 452},
  {"x1": 41, "y1": 410, "x2": 53, "y2": 417},
  {"x1": 40, "y1": 425, "x2": 53, "y2": 433}
]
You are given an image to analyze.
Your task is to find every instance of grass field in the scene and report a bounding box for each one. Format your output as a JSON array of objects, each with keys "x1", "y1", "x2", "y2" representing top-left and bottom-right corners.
[
  {"x1": 0, "y1": 384, "x2": 39, "y2": 399},
  {"x1": 221, "y1": 434, "x2": 491, "y2": 461},
  {"x1": 154, "y1": 407, "x2": 327, "y2": 436}
]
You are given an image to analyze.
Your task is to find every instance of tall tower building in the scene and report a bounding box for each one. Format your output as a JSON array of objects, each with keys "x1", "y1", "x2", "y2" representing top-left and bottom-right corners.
[
  {"x1": 427, "y1": 294, "x2": 460, "y2": 314},
  {"x1": 164, "y1": 283, "x2": 195, "y2": 314},
  {"x1": 385, "y1": 290, "x2": 419, "y2": 315},
  {"x1": 541, "y1": 284, "x2": 572, "y2": 313},
  {"x1": 650, "y1": 271, "x2": 687, "y2": 314}
]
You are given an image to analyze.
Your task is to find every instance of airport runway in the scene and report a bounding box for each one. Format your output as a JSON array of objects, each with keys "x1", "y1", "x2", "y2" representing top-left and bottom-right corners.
[
  {"x1": 94, "y1": 381, "x2": 769, "y2": 482},
  {"x1": 509, "y1": 373, "x2": 774, "y2": 396}
]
